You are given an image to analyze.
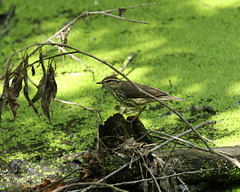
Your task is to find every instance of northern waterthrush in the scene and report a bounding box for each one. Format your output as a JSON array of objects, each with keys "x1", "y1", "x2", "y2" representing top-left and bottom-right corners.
[{"x1": 97, "y1": 76, "x2": 184, "y2": 110}]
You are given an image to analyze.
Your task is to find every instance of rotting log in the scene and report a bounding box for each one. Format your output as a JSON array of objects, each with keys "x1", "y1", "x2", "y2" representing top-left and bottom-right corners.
[
  {"x1": 154, "y1": 147, "x2": 240, "y2": 184},
  {"x1": 93, "y1": 113, "x2": 240, "y2": 191}
]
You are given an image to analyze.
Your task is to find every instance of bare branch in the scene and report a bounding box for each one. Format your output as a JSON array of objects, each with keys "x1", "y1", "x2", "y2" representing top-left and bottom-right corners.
[
  {"x1": 51, "y1": 182, "x2": 128, "y2": 192},
  {"x1": 1, "y1": 3, "x2": 154, "y2": 76},
  {"x1": 49, "y1": 40, "x2": 95, "y2": 79},
  {"x1": 103, "y1": 2, "x2": 157, "y2": 13},
  {"x1": 90, "y1": 12, "x2": 150, "y2": 24},
  {"x1": 0, "y1": 127, "x2": 7, "y2": 132},
  {"x1": 54, "y1": 98, "x2": 101, "y2": 112},
  {"x1": 113, "y1": 168, "x2": 213, "y2": 186}
]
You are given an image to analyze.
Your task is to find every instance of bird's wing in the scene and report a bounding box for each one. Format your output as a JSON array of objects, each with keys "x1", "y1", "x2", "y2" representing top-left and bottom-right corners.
[{"x1": 120, "y1": 81, "x2": 168, "y2": 98}]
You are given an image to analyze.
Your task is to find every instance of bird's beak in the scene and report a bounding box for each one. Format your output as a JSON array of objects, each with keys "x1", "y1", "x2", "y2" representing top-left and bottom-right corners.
[{"x1": 96, "y1": 81, "x2": 103, "y2": 84}]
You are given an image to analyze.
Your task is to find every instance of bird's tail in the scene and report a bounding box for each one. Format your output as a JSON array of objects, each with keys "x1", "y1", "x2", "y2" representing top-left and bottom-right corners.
[{"x1": 159, "y1": 96, "x2": 185, "y2": 101}]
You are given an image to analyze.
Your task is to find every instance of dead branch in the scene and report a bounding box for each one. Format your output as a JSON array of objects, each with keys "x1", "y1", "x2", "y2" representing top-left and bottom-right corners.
[
  {"x1": 49, "y1": 40, "x2": 95, "y2": 76},
  {"x1": 140, "y1": 154, "x2": 161, "y2": 192},
  {"x1": 120, "y1": 51, "x2": 139, "y2": 73},
  {"x1": 111, "y1": 50, "x2": 139, "y2": 77},
  {"x1": 54, "y1": 98, "x2": 101, "y2": 112},
  {"x1": 90, "y1": 11, "x2": 150, "y2": 24},
  {"x1": 112, "y1": 168, "x2": 213, "y2": 186},
  {"x1": 51, "y1": 182, "x2": 128, "y2": 192},
  {"x1": 0, "y1": 127, "x2": 7, "y2": 132},
  {"x1": 103, "y1": 3, "x2": 157, "y2": 13},
  {"x1": 1, "y1": 3, "x2": 155, "y2": 77}
]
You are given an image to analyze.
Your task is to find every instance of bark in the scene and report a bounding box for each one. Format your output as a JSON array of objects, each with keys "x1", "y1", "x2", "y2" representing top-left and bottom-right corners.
[{"x1": 154, "y1": 147, "x2": 240, "y2": 184}]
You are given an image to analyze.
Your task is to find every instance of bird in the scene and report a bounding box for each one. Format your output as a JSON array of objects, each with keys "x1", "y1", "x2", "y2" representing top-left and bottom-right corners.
[{"x1": 97, "y1": 76, "x2": 184, "y2": 109}]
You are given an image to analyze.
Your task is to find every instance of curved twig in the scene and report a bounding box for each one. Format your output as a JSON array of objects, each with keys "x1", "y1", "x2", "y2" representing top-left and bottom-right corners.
[
  {"x1": 54, "y1": 98, "x2": 101, "y2": 112},
  {"x1": 113, "y1": 168, "x2": 213, "y2": 186},
  {"x1": 51, "y1": 182, "x2": 128, "y2": 192}
]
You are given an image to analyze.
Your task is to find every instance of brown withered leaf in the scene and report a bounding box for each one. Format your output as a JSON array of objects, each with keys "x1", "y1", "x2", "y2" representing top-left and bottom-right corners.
[
  {"x1": 5, "y1": 88, "x2": 19, "y2": 119},
  {"x1": 9, "y1": 68, "x2": 23, "y2": 98},
  {"x1": 41, "y1": 64, "x2": 57, "y2": 122},
  {"x1": 23, "y1": 57, "x2": 40, "y2": 117},
  {"x1": 0, "y1": 64, "x2": 12, "y2": 125},
  {"x1": 4, "y1": 63, "x2": 12, "y2": 89},
  {"x1": 3, "y1": 64, "x2": 20, "y2": 119},
  {"x1": 32, "y1": 60, "x2": 47, "y2": 103},
  {"x1": 7, "y1": 70, "x2": 23, "y2": 119}
]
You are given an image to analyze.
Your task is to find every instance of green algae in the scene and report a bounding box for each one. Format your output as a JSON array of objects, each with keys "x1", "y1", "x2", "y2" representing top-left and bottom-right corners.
[{"x1": 0, "y1": 0, "x2": 240, "y2": 181}]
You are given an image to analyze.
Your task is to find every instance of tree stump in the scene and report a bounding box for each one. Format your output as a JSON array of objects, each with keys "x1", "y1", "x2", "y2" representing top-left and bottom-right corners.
[{"x1": 99, "y1": 113, "x2": 153, "y2": 148}]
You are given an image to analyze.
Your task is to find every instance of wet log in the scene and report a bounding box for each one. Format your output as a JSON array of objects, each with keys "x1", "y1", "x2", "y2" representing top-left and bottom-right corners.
[{"x1": 96, "y1": 113, "x2": 240, "y2": 191}]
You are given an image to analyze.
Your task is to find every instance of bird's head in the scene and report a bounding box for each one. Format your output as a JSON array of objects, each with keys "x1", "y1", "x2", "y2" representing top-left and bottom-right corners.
[{"x1": 97, "y1": 76, "x2": 121, "y2": 90}]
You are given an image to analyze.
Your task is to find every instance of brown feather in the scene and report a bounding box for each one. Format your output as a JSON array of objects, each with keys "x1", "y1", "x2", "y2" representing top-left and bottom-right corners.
[{"x1": 119, "y1": 81, "x2": 168, "y2": 98}]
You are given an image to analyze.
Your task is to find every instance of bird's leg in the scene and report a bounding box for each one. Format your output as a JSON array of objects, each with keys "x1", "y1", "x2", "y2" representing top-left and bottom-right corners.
[{"x1": 127, "y1": 105, "x2": 147, "y2": 124}]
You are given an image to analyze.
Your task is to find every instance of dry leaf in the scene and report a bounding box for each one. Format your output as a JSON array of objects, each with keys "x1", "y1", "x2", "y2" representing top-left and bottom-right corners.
[
  {"x1": 5, "y1": 88, "x2": 19, "y2": 118},
  {"x1": 23, "y1": 57, "x2": 40, "y2": 117},
  {"x1": 41, "y1": 64, "x2": 57, "y2": 122},
  {"x1": 32, "y1": 60, "x2": 47, "y2": 103},
  {"x1": 4, "y1": 64, "x2": 20, "y2": 118}
]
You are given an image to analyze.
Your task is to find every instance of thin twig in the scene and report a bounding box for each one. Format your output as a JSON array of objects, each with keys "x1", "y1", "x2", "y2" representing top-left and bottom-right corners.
[
  {"x1": 49, "y1": 40, "x2": 95, "y2": 76},
  {"x1": 54, "y1": 98, "x2": 101, "y2": 112},
  {"x1": 51, "y1": 182, "x2": 128, "y2": 192},
  {"x1": 139, "y1": 151, "x2": 161, "y2": 192},
  {"x1": 120, "y1": 51, "x2": 139, "y2": 73},
  {"x1": 0, "y1": 127, "x2": 7, "y2": 132},
  {"x1": 113, "y1": 168, "x2": 213, "y2": 186},
  {"x1": 159, "y1": 142, "x2": 177, "y2": 176},
  {"x1": 143, "y1": 163, "x2": 162, "y2": 192},
  {"x1": 175, "y1": 171, "x2": 190, "y2": 192},
  {"x1": 38, "y1": 168, "x2": 81, "y2": 192},
  {"x1": 92, "y1": 12, "x2": 150, "y2": 24},
  {"x1": 29, "y1": 51, "x2": 80, "y2": 66},
  {"x1": 151, "y1": 130, "x2": 213, "y2": 152},
  {"x1": 204, "y1": 136, "x2": 219, "y2": 146},
  {"x1": 0, "y1": 43, "x2": 49, "y2": 78},
  {"x1": 149, "y1": 129, "x2": 240, "y2": 168},
  {"x1": 102, "y1": 3, "x2": 157, "y2": 13}
]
